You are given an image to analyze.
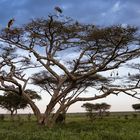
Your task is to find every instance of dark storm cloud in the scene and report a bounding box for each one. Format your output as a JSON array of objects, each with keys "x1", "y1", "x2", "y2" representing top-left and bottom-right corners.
[{"x1": 0, "y1": 0, "x2": 140, "y2": 27}]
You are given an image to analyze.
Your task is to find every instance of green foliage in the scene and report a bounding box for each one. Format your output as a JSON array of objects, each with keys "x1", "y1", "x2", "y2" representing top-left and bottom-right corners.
[
  {"x1": 55, "y1": 113, "x2": 65, "y2": 124},
  {"x1": 0, "y1": 89, "x2": 41, "y2": 115},
  {"x1": 0, "y1": 114, "x2": 140, "y2": 140},
  {"x1": 82, "y1": 103, "x2": 95, "y2": 119},
  {"x1": 0, "y1": 114, "x2": 5, "y2": 121},
  {"x1": 27, "y1": 113, "x2": 32, "y2": 121},
  {"x1": 124, "y1": 115, "x2": 128, "y2": 120},
  {"x1": 82, "y1": 102, "x2": 111, "y2": 119},
  {"x1": 132, "y1": 113, "x2": 137, "y2": 118}
]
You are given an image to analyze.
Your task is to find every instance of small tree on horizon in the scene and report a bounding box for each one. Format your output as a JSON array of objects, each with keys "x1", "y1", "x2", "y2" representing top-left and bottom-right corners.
[
  {"x1": 132, "y1": 104, "x2": 140, "y2": 112},
  {"x1": 82, "y1": 103, "x2": 94, "y2": 119},
  {"x1": 82, "y1": 102, "x2": 111, "y2": 119},
  {"x1": 100, "y1": 103, "x2": 111, "y2": 116}
]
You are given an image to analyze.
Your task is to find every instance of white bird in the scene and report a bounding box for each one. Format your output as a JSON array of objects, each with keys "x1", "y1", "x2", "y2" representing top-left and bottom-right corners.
[
  {"x1": 54, "y1": 6, "x2": 63, "y2": 14},
  {"x1": 7, "y1": 18, "x2": 15, "y2": 29}
]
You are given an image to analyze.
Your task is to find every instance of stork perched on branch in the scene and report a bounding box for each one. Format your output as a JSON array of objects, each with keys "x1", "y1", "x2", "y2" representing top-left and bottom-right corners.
[{"x1": 7, "y1": 18, "x2": 15, "y2": 29}]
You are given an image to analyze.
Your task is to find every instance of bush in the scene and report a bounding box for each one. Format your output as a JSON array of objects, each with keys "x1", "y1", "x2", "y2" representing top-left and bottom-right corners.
[
  {"x1": 55, "y1": 114, "x2": 65, "y2": 124},
  {"x1": 105, "y1": 111, "x2": 110, "y2": 116},
  {"x1": 17, "y1": 115, "x2": 21, "y2": 121},
  {"x1": 27, "y1": 113, "x2": 31, "y2": 121},
  {"x1": 124, "y1": 115, "x2": 128, "y2": 120},
  {"x1": 132, "y1": 113, "x2": 138, "y2": 118},
  {"x1": 0, "y1": 114, "x2": 4, "y2": 121}
]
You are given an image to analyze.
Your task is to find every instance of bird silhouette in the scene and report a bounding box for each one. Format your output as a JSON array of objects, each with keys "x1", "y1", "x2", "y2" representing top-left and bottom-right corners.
[
  {"x1": 28, "y1": 54, "x2": 31, "y2": 58},
  {"x1": 75, "y1": 21, "x2": 79, "y2": 26},
  {"x1": 54, "y1": 6, "x2": 63, "y2": 14},
  {"x1": 7, "y1": 18, "x2": 15, "y2": 29}
]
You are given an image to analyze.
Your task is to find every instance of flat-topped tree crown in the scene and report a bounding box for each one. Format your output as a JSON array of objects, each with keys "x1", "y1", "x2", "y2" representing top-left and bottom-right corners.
[
  {"x1": 0, "y1": 89, "x2": 41, "y2": 116},
  {"x1": 0, "y1": 14, "x2": 140, "y2": 127}
]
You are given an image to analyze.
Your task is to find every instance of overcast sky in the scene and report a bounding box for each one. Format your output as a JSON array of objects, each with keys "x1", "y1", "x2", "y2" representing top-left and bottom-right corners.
[
  {"x1": 0, "y1": 0, "x2": 140, "y2": 113},
  {"x1": 0, "y1": 0, "x2": 140, "y2": 26}
]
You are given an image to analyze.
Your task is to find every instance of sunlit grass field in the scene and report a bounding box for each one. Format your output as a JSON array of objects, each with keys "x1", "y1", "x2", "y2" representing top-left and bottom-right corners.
[{"x1": 0, "y1": 112, "x2": 140, "y2": 140}]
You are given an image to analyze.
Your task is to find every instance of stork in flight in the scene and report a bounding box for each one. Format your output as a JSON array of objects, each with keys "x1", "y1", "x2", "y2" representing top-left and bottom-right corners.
[{"x1": 54, "y1": 6, "x2": 63, "y2": 14}]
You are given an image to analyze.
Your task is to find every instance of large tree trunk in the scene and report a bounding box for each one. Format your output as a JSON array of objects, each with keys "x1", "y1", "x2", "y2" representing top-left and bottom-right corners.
[
  {"x1": 22, "y1": 90, "x2": 69, "y2": 127},
  {"x1": 43, "y1": 103, "x2": 56, "y2": 127},
  {"x1": 43, "y1": 112, "x2": 64, "y2": 128},
  {"x1": 10, "y1": 109, "x2": 14, "y2": 116},
  {"x1": 10, "y1": 109, "x2": 15, "y2": 121},
  {"x1": 28, "y1": 102, "x2": 43, "y2": 124},
  {"x1": 45, "y1": 104, "x2": 67, "y2": 127},
  {"x1": 38, "y1": 103, "x2": 66, "y2": 127},
  {"x1": 22, "y1": 92, "x2": 43, "y2": 124}
]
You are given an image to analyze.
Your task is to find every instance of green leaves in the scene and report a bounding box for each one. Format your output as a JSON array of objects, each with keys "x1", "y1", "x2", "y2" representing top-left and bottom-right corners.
[{"x1": 0, "y1": 89, "x2": 41, "y2": 114}]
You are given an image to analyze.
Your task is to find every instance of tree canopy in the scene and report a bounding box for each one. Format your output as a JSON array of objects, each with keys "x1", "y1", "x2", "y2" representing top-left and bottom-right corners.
[
  {"x1": 0, "y1": 14, "x2": 140, "y2": 127},
  {"x1": 132, "y1": 104, "x2": 140, "y2": 111},
  {"x1": 82, "y1": 102, "x2": 111, "y2": 119},
  {"x1": 0, "y1": 89, "x2": 41, "y2": 115}
]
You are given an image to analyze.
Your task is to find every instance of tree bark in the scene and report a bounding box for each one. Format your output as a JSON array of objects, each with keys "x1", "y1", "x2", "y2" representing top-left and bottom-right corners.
[
  {"x1": 43, "y1": 103, "x2": 56, "y2": 127},
  {"x1": 10, "y1": 109, "x2": 14, "y2": 116},
  {"x1": 22, "y1": 92, "x2": 43, "y2": 124}
]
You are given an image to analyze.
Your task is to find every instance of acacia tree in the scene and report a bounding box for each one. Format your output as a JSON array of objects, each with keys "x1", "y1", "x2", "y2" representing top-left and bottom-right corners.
[
  {"x1": 0, "y1": 46, "x2": 42, "y2": 122},
  {"x1": 82, "y1": 103, "x2": 94, "y2": 119},
  {"x1": 94, "y1": 103, "x2": 111, "y2": 118},
  {"x1": 0, "y1": 14, "x2": 140, "y2": 127},
  {"x1": 0, "y1": 89, "x2": 41, "y2": 116},
  {"x1": 100, "y1": 103, "x2": 111, "y2": 116},
  {"x1": 82, "y1": 102, "x2": 111, "y2": 119},
  {"x1": 127, "y1": 63, "x2": 140, "y2": 112},
  {"x1": 132, "y1": 104, "x2": 140, "y2": 111}
]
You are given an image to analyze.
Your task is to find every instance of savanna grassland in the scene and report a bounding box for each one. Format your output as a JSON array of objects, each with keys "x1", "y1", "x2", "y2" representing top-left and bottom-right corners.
[{"x1": 0, "y1": 113, "x2": 140, "y2": 140}]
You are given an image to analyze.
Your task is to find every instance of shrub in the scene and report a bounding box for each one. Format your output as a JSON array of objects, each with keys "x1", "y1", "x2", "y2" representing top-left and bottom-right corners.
[
  {"x1": 132, "y1": 113, "x2": 137, "y2": 118},
  {"x1": 55, "y1": 114, "x2": 65, "y2": 124},
  {"x1": 0, "y1": 114, "x2": 4, "y2": 121},
  {"x1": 124, "y1": 115, "x2": 128, "y2": 120},
  {"x1": 27, "y1": 113, "x2": 31, "y2": 121}
]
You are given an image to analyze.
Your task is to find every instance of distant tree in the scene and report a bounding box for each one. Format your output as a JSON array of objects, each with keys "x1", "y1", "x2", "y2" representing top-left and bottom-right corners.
[
  {"x1": 0, "y1": 89, "x2": 41, "y2": 116},
  {"x1": 82, "y1": 102, "x2": 111, "y2": 119},
  {"x1": 100, "y1": 103, "x2": 111, "y2": 116},
  {"x1": 0, "y1": 13, "x2": 140, "y2": 127},
  {"x1": 94, "y1": 103, "x2": 111, "y2": 118},
  {"x1": 132, "y1": 104, "x2": 140, "y2": 111},
  {"x1": 82, "y1": 103, "x2": 95, "y2": 119}
]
